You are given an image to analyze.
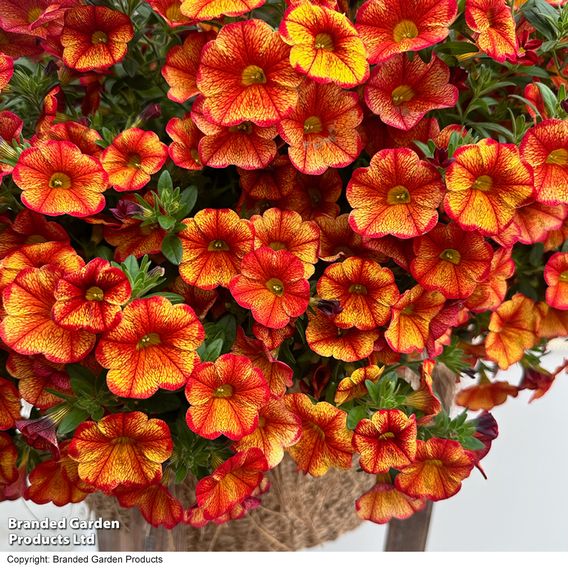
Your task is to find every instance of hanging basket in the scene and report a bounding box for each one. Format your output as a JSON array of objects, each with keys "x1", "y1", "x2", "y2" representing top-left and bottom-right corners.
[{"x1": 88, "y1": 455, "x2": 375, "y2": 552}]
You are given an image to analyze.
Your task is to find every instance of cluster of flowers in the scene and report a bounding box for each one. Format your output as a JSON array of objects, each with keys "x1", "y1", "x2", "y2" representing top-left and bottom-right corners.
[{"x1": 0, "y1": 0, "x2": 567, "y2": 530}]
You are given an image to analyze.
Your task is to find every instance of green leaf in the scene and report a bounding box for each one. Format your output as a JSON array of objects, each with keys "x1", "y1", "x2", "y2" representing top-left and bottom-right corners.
[
  {"x1": 198, "y1": 338, "x2": 224, "y2": 362},
  {"x1": 521, "y1": 0, "x2": 560, "y2": 40},
  {"x1": 146, "y1": 291, "x2": 185, "y2": 304},
  {"x1": 535, "y1": 82, "x2": 559, "y2": 118},
  {"x1": 161, "y1": 234, "x2": 183, "y2": 265},
  {"x1": 178, "y1": 186, "x2": 198, "y2": 218},
  {"x1": 158, "y1": 215, "x2": 176, "y2": 231},
  {"x1": 157, "y1": 170, "x2": 173, "y2": 194},
  {"x1": 58, "y1": 408, "x2": 90, "y2": 436},
  {"x1": 435, "y1": 41, "x2": 479, "y2": 55},
  {"x1": 347, "y1": 406, "x2": 368, "y2": 430},
  {"x1": 461, "y1": 436, "x2": 486, "y2": 451},
  {"x1": 529, "y1": 243, "x2": 544, "y2": 267},
  {"x1": 67, "y1": 364, "x2": 97, "y2": 397}
]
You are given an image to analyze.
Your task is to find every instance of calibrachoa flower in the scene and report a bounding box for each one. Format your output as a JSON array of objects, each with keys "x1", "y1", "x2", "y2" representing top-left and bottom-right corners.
[
  {"x1": 520, "y1": 119, "x2": 568, "y2": 205},
  {"x1": 334, "y1": 365, "x2": 383, "y2": 405},
  {"x1": 146, "y1": 0, "x2": 191, "y2": 26},
  {"x1": 0, "y1": 267, "x2": 96, "y2": 364},
  {"x1": 544, "y1": 252, "x2": 568, "y2": 310},
  {"x1": 229, "y1": 247, "x2": 310, "y2": 329},
  {"x1": 179, "y1": 208, "x2": 254, "y2": 290},
  {"x1": 180, "y1": 0, "x2": 264, "y2": 21},
  {"x1": 60, "y1": 6, "x2": 134, "y2": 72},
  {"x1": 0, "y1": 53, "x2": 13, "y2": 91},
  {"x1": 356, "y1": 0, "x2": 458, "y2": 64},
  {"x1": 0, "y1": 378, "x2": 20, "y2": 431},
  {"x1": 96, "y1": 296, "x2": 205, "y2": 399},
  {"x1": 347, "y1": 148, "x2": 445, "y2": 239},
  {"x1": 279, "y1": 3, "x2": 369, "y2": 88},
  {"x1": 0, "y1": 433, "x2": 18, "y2": 486},
  {"x1": 166, "y1": 115, "x2": 203, "y2": 171},
  {"x1": 12, "y1": 141, "x2": 108, "y2": 217},
  {"x1": 410, "y1": 224, "x2": 493, "y2": 299},
  {"x1": 456, "y1": 379, "x2": 518, "y2": 411},
  {"x1": 317, "y1": 257, "x2": 399, "y2": 330},
  {"x1": 444, "y1": 139, "x2": 534, "y2": 235},
  {"x1": 364, "y1": 55, "x2": 458, "y2": 131},
  {"x1": 68, "y1": 412, "x2": 173, "y2": 492},
  {"x1": 353, "y1": 410, "x2": 417, "y2": 474},
  {"x1": 52, "y1": 258, "x2": 131, "y2": 333},
  {"x1": 356, "y1": 476, "x2": 427, "y2": 524},
  {"x1": 185, "y1": 353, "x2": 270, "y2": 441},
  {"x1": 395, "y1": 438, "x2": 475, "y2": 501},
  {"x1": 196, "y1": 20, "x2": 301, "y2": 127},
  {"x1": 284, "y1": 393, "x2": 353, "y2": 477},
  {"x1": 101, "y1": 128, "x2": 168, "y2": 192},
  {"x1": 465, "y1": 0, "x2": 517, "y2": 63}
]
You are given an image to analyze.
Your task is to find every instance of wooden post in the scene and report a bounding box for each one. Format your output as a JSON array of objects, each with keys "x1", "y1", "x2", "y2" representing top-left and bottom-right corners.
[{"x1": 384, "y1": 502, "x2": 433, "y2": 551}]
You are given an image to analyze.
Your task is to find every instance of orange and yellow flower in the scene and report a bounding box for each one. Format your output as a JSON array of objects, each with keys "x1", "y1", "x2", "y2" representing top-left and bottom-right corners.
[
  {"x1": 115, "y1": 484, "x2": 183, "y2": 529},
  {"x1": 185, "y1": 354, "x2": 270, "y2": 441},
  {"x1": 277, "y1": 80, "x2": 363, "y2": 175},
  {"x1": 444, "y1": 139, "x2": 534, "y2": 235},
  {"x1": 384, "y1": 286, "x2": 445, "y2": 354},
  {"x1": 229, "y1": 247, "x2": 310, "y2": 329},
  {"x1": 68, "y1": 412, "x2": 173, "y2": 492},
  {"x1": 233, "y1": 399, "x2": 302, "y2": 467},
  {"x1": 356, "y1": 476, "x2": 427, "y2": 524},
  {"x1": 365, "y1": 54, "x2": 458, "y2": 131},
  {"x1": 465, "y1": 0, "x2": 517, "y2": 63},
  {"x1": 317, "y1": 257, "x2": 399, "y2": 330},
  {"x1": 456, "y1": 379, "x2": 518, "y2": 411},
  {"x1": 395, "y1": 438, "x2": 474, "y2": 501},
  {"x1": 0, "y1": 53, "x2": 13, "y2": 91},
  {"x1": 61, "y1": 5, "x2": 134, "y2": 71},
  {"x1": 0, "y1": 378, "x2": 20, "y2": 431},
  {"x1": 251, "y1": 208, "x2": 320, "y2": 278},
  {"x1": 52, "y1": 258, "x2": 131, "y2": 333},
  {"x1": 520, "y1": 119, "x2": 568, "y2": 205},
  {"x1": 356, "y1": 0, "x2": 457, "y2": 64},
  {"x1": 544, "y1": 252, "x2": 568, "y2": 310},
  {"x1": 179, "y1": 208, "x2": 254, "y2": 290},
  {"x1": 162, "y1": 32, "x2": 212, "y2": 103},
  {"x1": 169, "y1": 277, "x2": 218, "y2": 320},
  {"x1": 284, "y1": 393, "x2": 353, "y2": 477},
  {"x1": 485, "y1": 293, "x2": 541, "y2": 370},
  {"x1": 0, "y1": 433, "x2": 18, "y2": 487},
  {"x1": 180, "y1": 0, "x2": 264, "y2": 20},
  {"x1": 238, "y1": 155, "x2": 296, "y2": 201},
  {"x1": 36, "y1": 121, "x2": 103, "y2": 158},
  {"x1": 146, "y1": 0, "x2": 191, "y2": 26},
  {"x1": 404, "y1": 359, "x2": 442, "y2": 424},
  {"x1": 233, "y1": 328, "x2": 293, "y2": 399},
  {"x1": 195, "y1": 448, "x2": 268, "y2": 521},
  {"x1": 96, "y1": 296, "x2": 205, "y2": 399},
  {"x1": 334, "y1": 365, "x2": 383, "y2": 405},
  {"x1": 197, "y1": 20, "x2": 301, "y2": 127},
  {"x1": 13, "y1": 141, "x2": 108, "y2": 217},
  {"x1": 6, "y1": 354, "x2": 71, "y2": 410},
  {"x1": 166, "y1": 114, "x2": 203, "y2": 171},
  {"x1": 101, "y1": 128, "x2": 168, "y2": 192},
  {"x1": 411, "y1": 224, "x2": 493, "y2": 299},
  {"x1": 279, "y1": 3, "x2": 368, "y2": 88},
  {"x1": 347, "y1": 148, "x2": 444, "y2": 239},
  {"x1": 0, "y1": 267, "x2": 96, "y2": 364},
  {"x1": 353, "y1": 410, "x2": 417, "y2": 474}
]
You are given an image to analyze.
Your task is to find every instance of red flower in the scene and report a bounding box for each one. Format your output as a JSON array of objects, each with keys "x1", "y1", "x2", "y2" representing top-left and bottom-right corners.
[
  {"x1": 365, "y1": 54, "x2": 458, "y2": 131},
  {"x1": 61, "y1": 6, "x2": 134, "y2": 71},
  {"x1": 544, "y1": 252, "x2": 568, "y2": 310},
  {"x1": 0, "y1": 53, "x2": 13, "y2": 91},
  {"x1": 166, "y1": 114, "x2": 203, "y2": 171},
  {"x1": 356, "y1": 0, "x2": 458, "y2": 64},
  {"x1": 101, "y1": 128, "x2": 168, "y2": 192},
  {"x1": 229, "y1": 247, "x2": 310, "y2": 329},
  {"x1": 13, "y1": 141, "x2": 108, "y2": 217}
]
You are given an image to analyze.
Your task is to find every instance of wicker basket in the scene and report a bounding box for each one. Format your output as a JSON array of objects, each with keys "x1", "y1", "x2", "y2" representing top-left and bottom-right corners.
[{"x1": 88, "y1": 456, "x2": 375, "y2": 551}]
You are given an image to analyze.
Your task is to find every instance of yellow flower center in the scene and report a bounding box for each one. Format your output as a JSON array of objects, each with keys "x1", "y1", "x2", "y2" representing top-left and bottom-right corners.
[
  {"x1": 229, "y1": 122, "x2": 253, "y2": 134},
  {"x1": 85, "y1": 286, "x2": 105, "y2": 301},
  {"x1": 559, "y1": 271, "x2": 568, "y2": 282},
  {"x1": 266, "y1": 277, "x2": 284, "y2": 296},
  {"x1": 214, "y1": 384, "x2": 234, "y2": 398},
  {"x1": 258, "y1": 416, "x2": 266, "y2": 427},
  {"x1": 378, "y1": 431, "x2": 396, "y2": 440},
  {"x1": 386, "y1": 185, "x2": 411, "y2": 205},
  {"x1": 348, "y1": 283, "x2": 368, "y2": 295},
  {"x1": 439, "y1": 248, "x2": 461, "y2": 265},
  {"x1": 314, "y1": 32, "x2": 334, "y2": 51},
  {"x1": 165, "y1": 3, "x2": 182, "y2": 21},
  {"x1": 391, "y1": 85, "x2": 415, "y2": 105},
  {"x1": 393, "y1": 20, "x2": 419, "y2": 43},
  {"x1": 91, "y1": 31, "x2": 108, "y2": 45},
  {"x1": 27, "y1": 6, "x2": 43, "y2": 22},
  {"x1": 241, "y1": 65, "x2": 267, "y2": 86},
  {"x1": 425, "y1": 459, "x2": 443, "y2": 467},
  {"x1": 112, "y1": 436, "x2": 133, "y2": 446},
  {"x1": 269, "y1": 241, "x2": 286, "y2": 251},
  {"x1": 304, "y1": 116, "x2": 323, "y2": 134},
  {"x1": 128, "y1": 153, "x2": 142, "y2": 168},
  {"x1": 546, "y1": 148, "x2": 568, "y2": 166},
  {"x1": 472, "y1": 174, "x2": 493, "y2": 192},
  {"x1": 48, "y1": 173, "x2": 71, "y2": 189},
  {"x1": 208, "y1": 239, "x2": 230, "y2": 251},
  {"x1": 137, "y1": 332, "x2": 161, "y2": 349}
]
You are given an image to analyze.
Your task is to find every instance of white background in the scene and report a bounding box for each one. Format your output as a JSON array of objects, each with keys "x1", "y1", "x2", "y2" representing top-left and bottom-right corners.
[{"x1": 1, "y1": 343, "x2": 567, "y2": 552}]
